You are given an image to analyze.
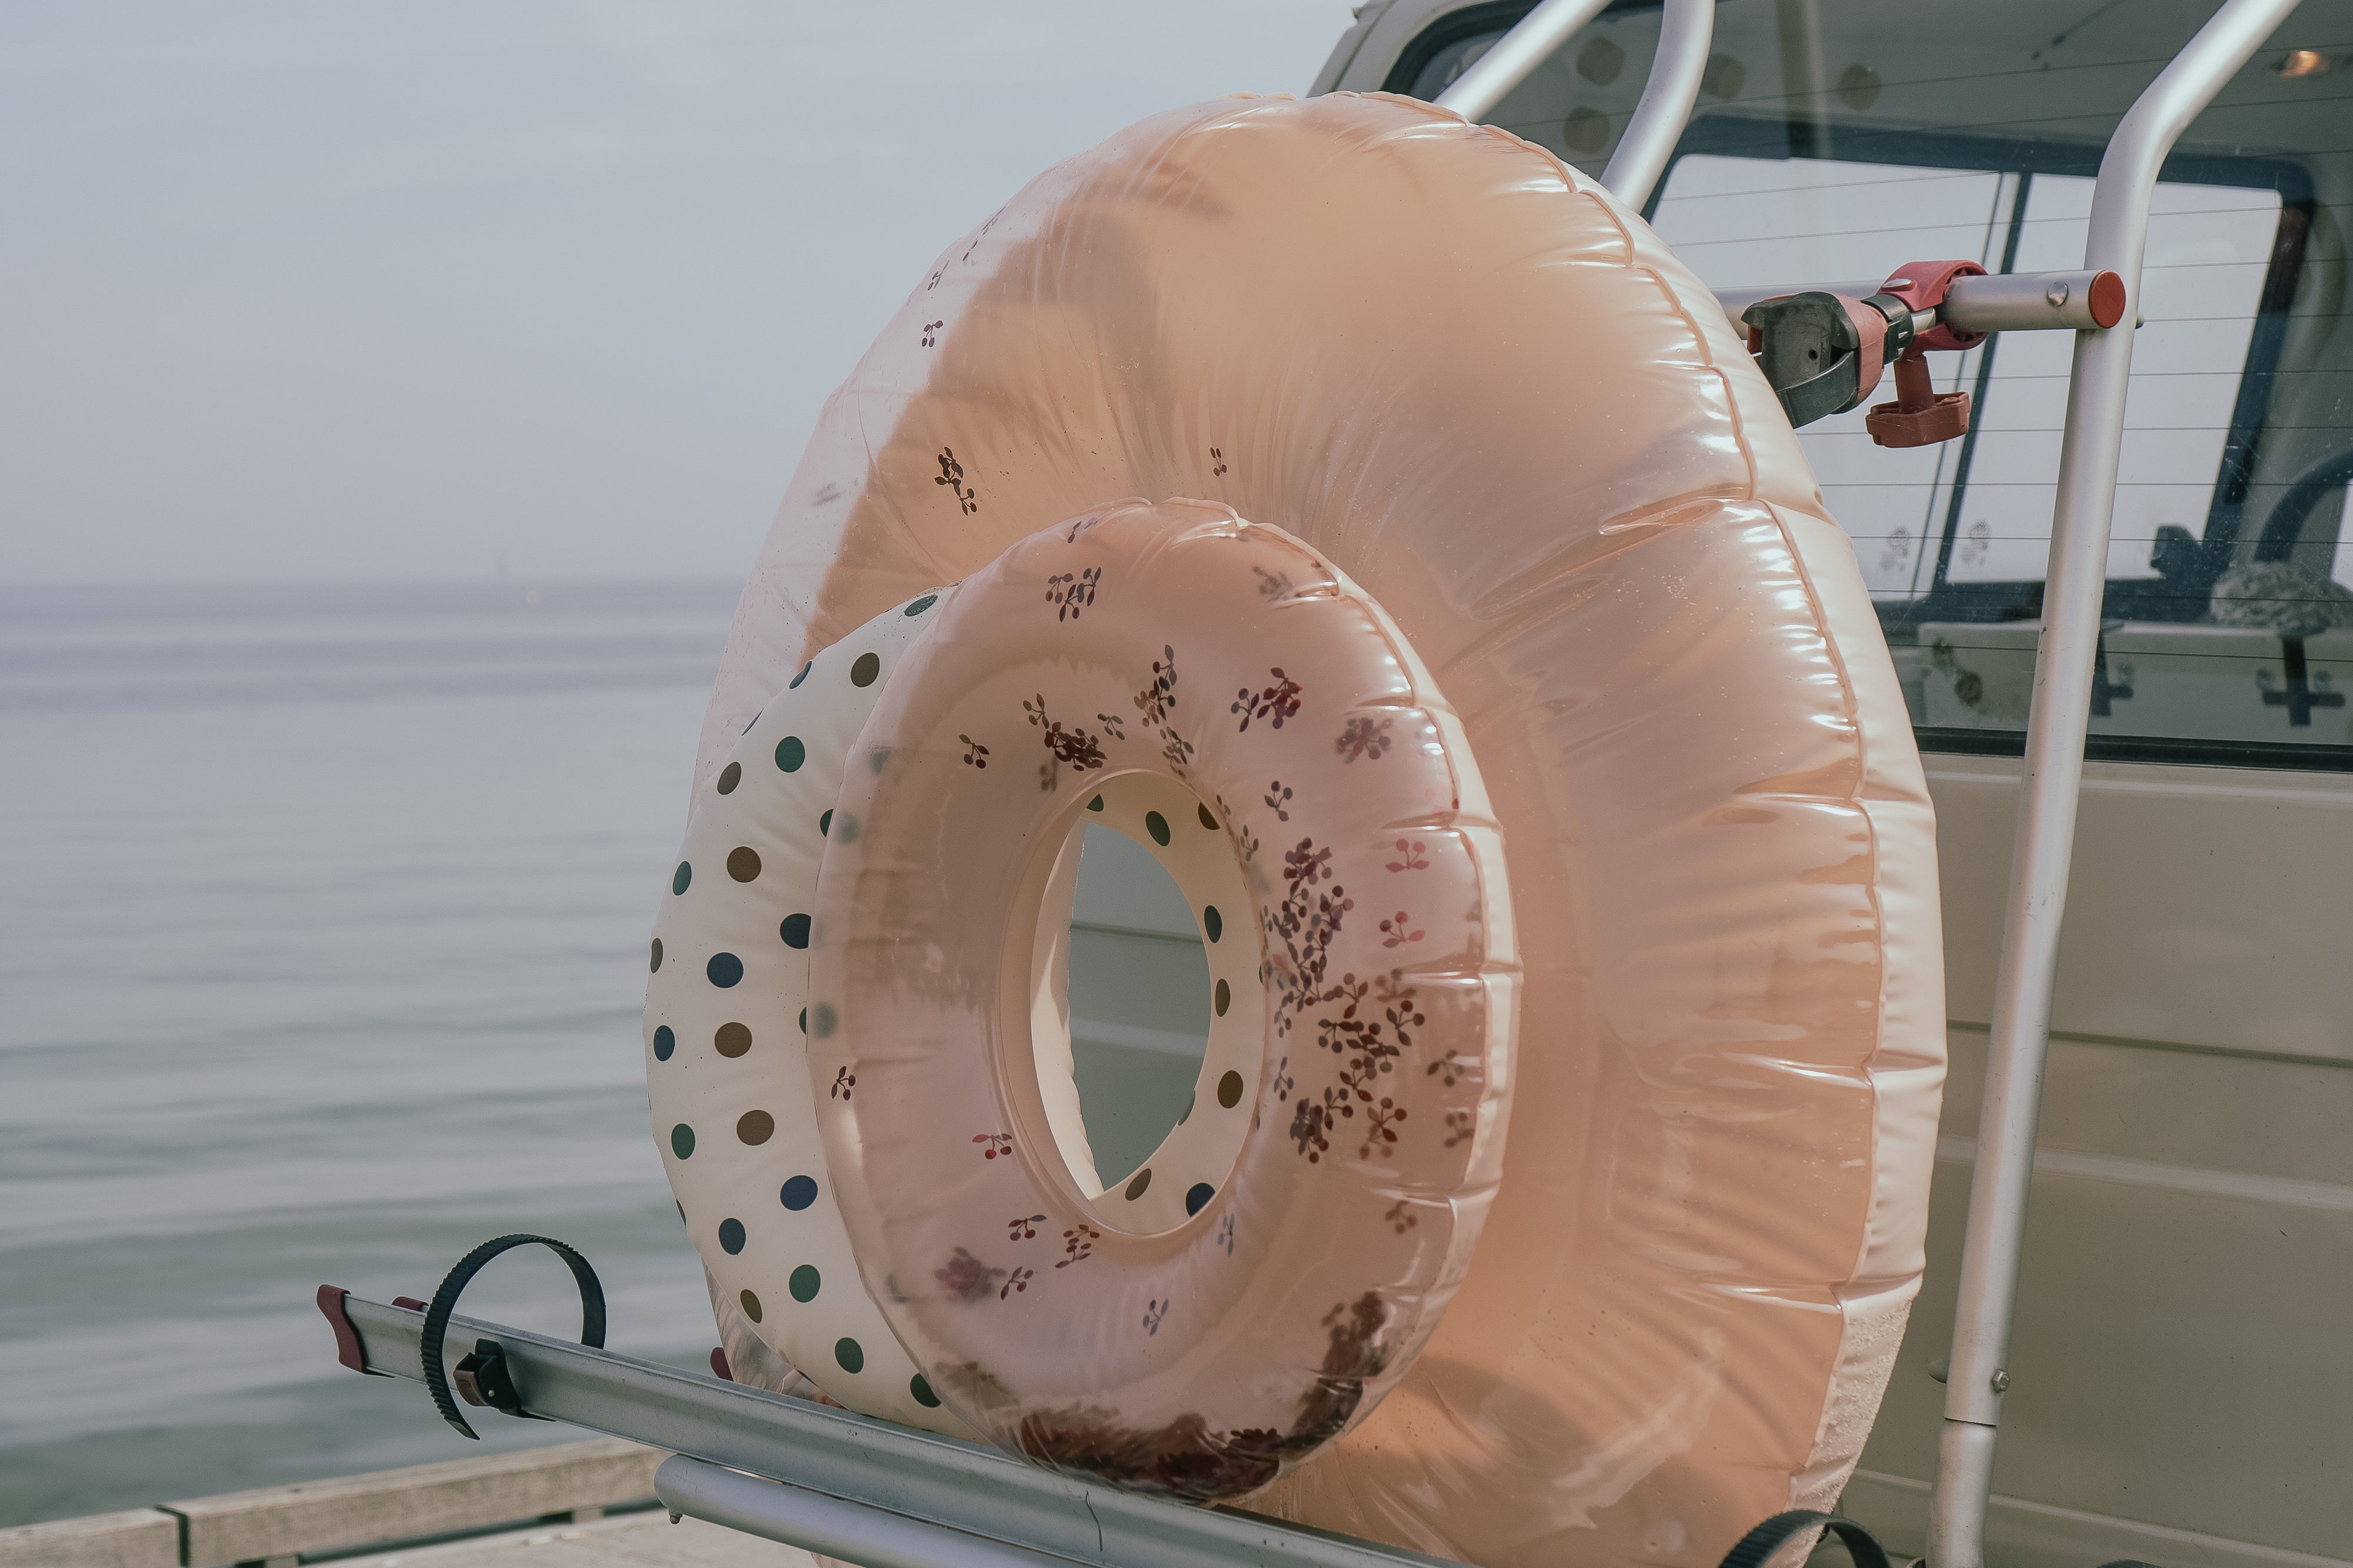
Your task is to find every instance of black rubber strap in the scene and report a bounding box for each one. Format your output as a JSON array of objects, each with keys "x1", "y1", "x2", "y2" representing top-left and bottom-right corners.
[
  {"x1": 1718, "y1": 1511, "x2": 1892, "y2": 1568},
  {"x1": 417, "y1": 1233, "x2": 606, "y2": 1439}
]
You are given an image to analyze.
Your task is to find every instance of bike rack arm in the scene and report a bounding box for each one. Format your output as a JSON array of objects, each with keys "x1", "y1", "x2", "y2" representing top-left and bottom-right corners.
[
  {"x1": 1712, "y1": 271, "x2": 2127, "y2": 336},
  {"x1": 329, "y1": 1292, "x2": 1472, "y2": 1568},
  {"x1": 1435, "y1": 0, "x2": 1711, "y2": 211},
  {"x1": 1925, "y1": 4, "x2": 2303, "y2": 1566}
]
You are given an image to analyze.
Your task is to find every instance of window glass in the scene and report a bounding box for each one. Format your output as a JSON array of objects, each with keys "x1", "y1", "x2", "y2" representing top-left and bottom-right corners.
[
  {"x1": 1395, "y1": 0, "x2": 2353, "y2": 766},
  {"x1": 1651, "y1": 152, "x2": 2304, "y2": 754}
]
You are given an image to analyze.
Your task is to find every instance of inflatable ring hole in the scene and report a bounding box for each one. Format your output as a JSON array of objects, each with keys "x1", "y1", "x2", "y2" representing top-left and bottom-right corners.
[{"x1": 1008, "y1": 771, "x2": 1262, "y2": 1237}]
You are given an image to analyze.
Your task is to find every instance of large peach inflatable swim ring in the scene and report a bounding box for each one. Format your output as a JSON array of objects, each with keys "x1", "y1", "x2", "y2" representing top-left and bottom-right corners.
[
  {"x1": 684, "y1": 89, "x2": 1944, "y2": 1568},
  {"x1": 808, "y1": 502, "x2": 1516, "y2": 1499}
]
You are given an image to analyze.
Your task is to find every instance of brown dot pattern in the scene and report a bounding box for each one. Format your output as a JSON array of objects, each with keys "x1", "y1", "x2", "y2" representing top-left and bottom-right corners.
[
  {"x1": 738, "y1": 1109, "x2": 776, "y2": 1145},
  {"x1": 727, "y1": 846, "x2": 762, "y2": 882},
  {"x1": 715, "y1": 1022, "x2": 752, "y2": 1058}
]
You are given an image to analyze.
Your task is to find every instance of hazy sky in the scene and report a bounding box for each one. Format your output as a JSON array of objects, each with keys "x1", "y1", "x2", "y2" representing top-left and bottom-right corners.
[{"x1": 1, "y1": 3, "x2": 1352, "y2": 583}]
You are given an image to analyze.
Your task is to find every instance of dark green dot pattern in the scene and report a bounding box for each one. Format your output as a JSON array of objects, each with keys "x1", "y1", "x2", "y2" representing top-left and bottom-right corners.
[
  {"x1": 910, "y1": 1374, "x2": 941, "y2": 1408},
  {"x1": 789, "y1": 1264, "x2": 821, "y2": 1302},
  {"x1": 672, "y1": 862, "x2": 692, "y2": 895},
  {"x1": 776, "y1": 736, "x2": 805, "y2": 772},
  {"x1": 1145, "y1": 811, "x2": 1171, "y2": 846},
  {"x1": 671, "y1": 1123, "x2": 696, "y2": 1159},
  {"x1": 718, "y1": 1218, "x2": 746, "y2": 1255},
  {"x1": 1204, "y1": 905, "x2": 1222, "y2": 942},
  {"x1": 835, "y1": 1337, "x2": 864, "y2": 1373},
  {"x1": 781, "y1": 913, "x2": 811, "y2": 949},
  {"x1": 652, "y1": 1026, "x2": 675, "y2": 1061}
]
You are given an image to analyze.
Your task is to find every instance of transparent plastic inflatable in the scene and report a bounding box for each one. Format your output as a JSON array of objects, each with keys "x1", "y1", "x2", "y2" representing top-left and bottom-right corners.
[
  {"x1": 688, "y1": 91, "x2": 1945, "y2": 1568},
  {"x1": 806, "y1": 502, "x2": 1515, "y2": 1498},
  {"x1": 645, "y1": 588, "x2": 979, "y2": 1437}
]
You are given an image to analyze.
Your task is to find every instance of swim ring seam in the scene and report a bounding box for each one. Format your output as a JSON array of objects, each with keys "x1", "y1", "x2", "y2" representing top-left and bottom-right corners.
[{"x1": 1754, "y1": 500, "x2": 1894, "y2": 1479}]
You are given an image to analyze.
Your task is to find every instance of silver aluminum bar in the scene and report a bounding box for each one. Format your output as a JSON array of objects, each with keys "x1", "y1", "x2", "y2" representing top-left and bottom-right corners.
[
  {"x1": 1432, "y1": 0, "x2": 1609, "y2": 122},
  {"x1": 656, "y1": 1456, "x2": 1081, "y2": 1568},
  {"x1": 1709, "y1": 270, "x2": 2124, "y2": 335},
  {"x1": 1925, "y1": 4, "x2": 2302, "y2": 1566},
  {"x1": 338, "y1": 1294, "x2": 1469, "y2": 1568},
  {"x1": 1940, "y1": 269, "x2": 2125, "y2": 334},
  {"x1": 1599, "y1": 0, "x2": 1712, "y2": 209}
]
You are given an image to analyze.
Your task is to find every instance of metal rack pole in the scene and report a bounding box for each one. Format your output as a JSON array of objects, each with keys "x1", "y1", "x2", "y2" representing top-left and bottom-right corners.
[
  {"x1": 326, "y1": 1292, "x2": 1473, "y2": 1568},
  {"x1": 1434, "y1": 0, "x2": 1712, "y2": 213},
  {"x1": 1432, "y1": 0, "x2": 1611, "y2": 122},
  {"x1": 1599, "y1": 0, "x2": 1712, "y2": 208},
  {"x1": 1925, "y1": 4, "x2": 2301, "y2": 1566}
]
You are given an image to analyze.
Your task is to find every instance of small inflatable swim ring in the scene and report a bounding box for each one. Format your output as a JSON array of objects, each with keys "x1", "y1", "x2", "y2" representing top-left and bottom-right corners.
[
  {"x1": 808, "y1": 501, "x2": 1514, "y2": 1499},
  {"x1": 682, "y1": 90, "x2": 1944, "y2": 1568},
  {"x1": 644, "y1": 588, "x2": 978, "y2": 1437}
]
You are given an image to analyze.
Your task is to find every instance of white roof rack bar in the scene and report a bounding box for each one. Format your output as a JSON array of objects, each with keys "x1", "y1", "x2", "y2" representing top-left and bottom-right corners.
[
  {"x1": 1432, "y1": 0, "x2": 1611, "y2": 124},
  {"x1": 1600, "y1": 0, "x2": 1714, "y2": 209},
  {"x1": 1433, "y1": 0, "x2": 1715, "y2": 213},
  {"x1": 1927, "y1": 4, "x2": 2305, "y2": 1567}
]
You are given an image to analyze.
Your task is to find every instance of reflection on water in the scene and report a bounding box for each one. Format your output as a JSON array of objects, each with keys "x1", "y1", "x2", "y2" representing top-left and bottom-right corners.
[{"x1": 0, "y1": 581, "x2": 738, "y2": 1524}]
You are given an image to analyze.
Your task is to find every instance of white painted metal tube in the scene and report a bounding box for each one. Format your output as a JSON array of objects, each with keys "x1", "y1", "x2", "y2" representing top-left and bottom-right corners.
[
  {"x1": 1432, "y1": 0, "x2": 1610, "y2": 122},
  {"x1": 1924, "y1": 4, "x2": 2304, "y2": 1567},
  {"x1": 1709, "y1": 270, "x2": 2125, "y2": 335},
  {"x1": 1601, "y1": 0, "x2": 1713, "y2": 209}
]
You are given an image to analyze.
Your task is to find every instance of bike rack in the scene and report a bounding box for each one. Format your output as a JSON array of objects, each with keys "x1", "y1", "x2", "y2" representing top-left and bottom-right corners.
[
  {"x1": 1447, "y1": 3, "x2": 2307, "y2": 1566},
  {"x1": 324, "y1": 6, "x2": 2306, "y2": 1567},
  {"x1": 319, "y1": 1287, "x2": 1478, "y2": 1568}
]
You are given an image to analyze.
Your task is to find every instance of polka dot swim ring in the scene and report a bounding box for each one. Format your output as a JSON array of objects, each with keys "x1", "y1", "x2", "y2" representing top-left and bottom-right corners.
[
  {"x1": 808, "y1": 501, "x2": 1516, "y2": 1500},
  {"x1": 693, "y1": 92, "x2": 1943, "y2": 1568},
  {"x1": 644, "y1": 588, "x2": 979, "y2": 1437}
]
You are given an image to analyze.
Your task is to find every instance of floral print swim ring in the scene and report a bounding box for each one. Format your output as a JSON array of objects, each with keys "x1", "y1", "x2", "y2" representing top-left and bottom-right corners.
[
  {"x1": 808, "y1": 502, "x2": 1514, "y2": 1499},
  {"x1": 685, "y1": 91, "x2": 1945, "y2": 1568}
]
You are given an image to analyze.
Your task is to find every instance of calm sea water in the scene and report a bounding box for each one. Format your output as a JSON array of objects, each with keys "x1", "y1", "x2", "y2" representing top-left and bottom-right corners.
[{"x1": 0, "y1": 581, "x2": 742, "y2": 1526}]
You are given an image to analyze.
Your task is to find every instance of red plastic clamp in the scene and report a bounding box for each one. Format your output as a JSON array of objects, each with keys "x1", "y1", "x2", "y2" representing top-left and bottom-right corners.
[{"x1": 1877, "y1": 258, "x2": 1988, "y2": 351}]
